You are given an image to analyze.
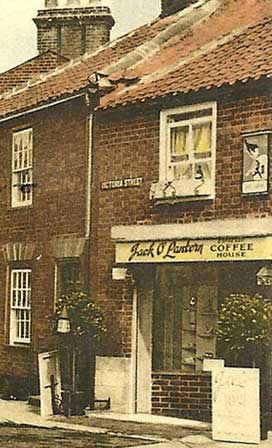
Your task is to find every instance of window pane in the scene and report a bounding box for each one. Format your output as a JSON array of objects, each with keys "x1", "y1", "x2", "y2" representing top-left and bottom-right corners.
[
  {"x1": 12, "y1": 129, "x2": 33, "y2": 207},
  {"x1": 172, "y1": 163, "x2": 192, "y2": 181},
  {"x1": 194, "y1": 161, "x2": 212, "y2": 181},
  {"x1": 11, "y1": 270, "x2": 31, "y2": 344},
  {"x1": 170, "y1": 126, "x2": 189, "y2": 162},
  {"x1": 193, "y1": 122, "x2": 212, "y2": 156},
  {"x1": 169, "y1": 108, "x2": 213, "y2": 123},
  {"x1": 153, "y1": 267, "x2": 183, "y2": 371},
  {"x1": 59, "y1": 262, "x2": 81, "y2": 296}
]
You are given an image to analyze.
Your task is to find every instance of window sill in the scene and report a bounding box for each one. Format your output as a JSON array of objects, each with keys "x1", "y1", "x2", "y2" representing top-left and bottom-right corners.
[
  {"x1": 4, "y1": 343, "x2": 31, "y2": 349},
  {"x1": 149, "y1": 181, "x2": 214, "y2": 205},
  {"x1": 150, "y1": 195, "x2": 214, "y2": 206},
  {"x1": 8, "y1": 204, "x2": 33, "y2": 211},
  {"x1": 152, "y1": 370, "x2": 210, "y2": 375}
]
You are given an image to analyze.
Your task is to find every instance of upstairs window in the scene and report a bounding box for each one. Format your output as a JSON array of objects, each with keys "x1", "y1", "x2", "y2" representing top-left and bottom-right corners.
[
  {"x1": 150, "y1": 103, "x2": 216, "y2": 201},
  {"x1": 12, "y1": 128, "x2": 33, "y2": 207},
  {"x1": 10, "y1": 269, "x2": 31, "y2": 345}
]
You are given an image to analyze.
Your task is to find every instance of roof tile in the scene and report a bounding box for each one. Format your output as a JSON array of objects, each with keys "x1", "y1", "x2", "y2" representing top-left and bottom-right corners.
[{"x1": 0, "y1": 0, "x2": 272, "y2": 118}]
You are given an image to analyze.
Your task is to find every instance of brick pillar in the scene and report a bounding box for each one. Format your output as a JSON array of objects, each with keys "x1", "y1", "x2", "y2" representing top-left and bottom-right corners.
[
  {"x1": 161, "y1": 0, "x2": 199, "y2": 17},
  {"x1": 34, "y1": 5, "x2": 115, "y2": 59}
]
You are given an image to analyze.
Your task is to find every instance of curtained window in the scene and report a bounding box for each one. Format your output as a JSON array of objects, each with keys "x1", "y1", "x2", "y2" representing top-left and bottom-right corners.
[{"x1": 159, "y1": 103, "x2": 216, "y2": 199}]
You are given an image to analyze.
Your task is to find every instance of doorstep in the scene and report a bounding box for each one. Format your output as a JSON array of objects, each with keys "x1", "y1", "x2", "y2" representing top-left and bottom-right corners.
[{"x1": 85, "y1": 411, "x2": 211, "y2": 431}]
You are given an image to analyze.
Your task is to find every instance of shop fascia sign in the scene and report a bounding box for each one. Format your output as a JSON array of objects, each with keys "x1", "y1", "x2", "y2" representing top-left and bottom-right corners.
[{"x1": 115, "y1": 236, "x2": 272, "y2": 263}]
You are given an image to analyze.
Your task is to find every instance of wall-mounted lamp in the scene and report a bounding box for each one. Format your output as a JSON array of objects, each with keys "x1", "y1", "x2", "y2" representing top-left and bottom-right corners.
[
  {"x1": 57, "y1": 305, "x2": 71, "y2": 334},
  {"x1": 256, "y1": 265, "x2": 272, "y2": 286}
]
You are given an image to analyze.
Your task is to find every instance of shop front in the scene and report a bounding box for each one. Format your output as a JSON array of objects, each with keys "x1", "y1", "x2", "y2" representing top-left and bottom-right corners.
[{"x1": 110, "y1": 218, "x2": 272, "y2": 421}]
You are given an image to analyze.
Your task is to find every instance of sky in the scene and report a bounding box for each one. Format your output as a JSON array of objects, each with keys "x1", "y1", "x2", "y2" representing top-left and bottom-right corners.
[{"x1": 0, "y1": 0, "x2": 161, "y2": 73}]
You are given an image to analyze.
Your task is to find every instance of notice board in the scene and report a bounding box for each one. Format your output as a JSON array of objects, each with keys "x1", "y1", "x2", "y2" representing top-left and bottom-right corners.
[
  {"x1": 212, "y1": 366, "x2": 260, "y2": 444},
  {"x1": 38, "y1": 350, "x2": 62, "y2": 417}
]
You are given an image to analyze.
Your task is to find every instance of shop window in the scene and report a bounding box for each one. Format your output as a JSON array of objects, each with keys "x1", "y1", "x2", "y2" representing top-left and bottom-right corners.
[
  {"x1": 150, "y1": 103, "x2": 216, "y2": 201},
  {"x1": 152, "y1": 265, "x2": 217, "y2": 372},
  {"x1": 10, "y1": 269, "x2": 31, "y2": 345},
  {"x1": 12, "y1": 128, "x2": 33, "y2": 208},
  {"x1": 57, "y1": 260, "x2": 82, "y2": 298}
]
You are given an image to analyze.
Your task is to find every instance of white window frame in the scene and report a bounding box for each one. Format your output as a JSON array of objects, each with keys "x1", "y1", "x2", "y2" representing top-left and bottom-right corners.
[
  {"x1": 10, "y1": 269, "x2": 31, "y2": 345},
  {"x1": 159, "y1": 102, "x2": 217, "y2": 200},
  {"x1": 12, "y1": 128, "x2": 33, "y2": 208}
]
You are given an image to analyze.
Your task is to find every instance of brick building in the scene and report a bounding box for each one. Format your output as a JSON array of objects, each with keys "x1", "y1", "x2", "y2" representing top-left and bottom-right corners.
[
  {"x1": 0, "y1": 0, "x2": 115, "y2": 398},
  {"x1": 0, "y1": 0, "x2": 272, "y2": 423}
]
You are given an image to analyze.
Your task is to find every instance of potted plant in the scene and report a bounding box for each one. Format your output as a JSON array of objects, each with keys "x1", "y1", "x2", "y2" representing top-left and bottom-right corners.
[
  {"x1": 217, "y1": 293, "x2": 272, "y2": 367},
  {"x1": 217, "y1": 293, "x2": 272, "y2": 439},
  {"x1": 54, "y1": 291, "x2": 107, "y2": 415}
]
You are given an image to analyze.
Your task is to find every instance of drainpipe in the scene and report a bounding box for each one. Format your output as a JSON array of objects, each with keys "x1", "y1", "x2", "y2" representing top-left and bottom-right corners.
[
  {"x1": 85, "y1": 106, "x2": 93, "y2": 240},
  {"x1": 85, "y1": 94, "x2": 96, "y2": 409}
]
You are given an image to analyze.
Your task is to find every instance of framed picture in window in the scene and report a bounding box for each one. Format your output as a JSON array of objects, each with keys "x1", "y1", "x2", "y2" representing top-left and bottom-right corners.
[{"x1": 242, "y1": 133, "x2": 269, "y2": 195}]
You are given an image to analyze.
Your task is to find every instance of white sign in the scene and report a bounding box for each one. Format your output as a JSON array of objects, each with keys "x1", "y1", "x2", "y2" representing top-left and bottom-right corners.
[
  {"x1": 38, "y1": 351, "x2": 62, "y2": 417},
  {"x1": 242, "y1": 133, "x2": 269, "y2": 195},
  {"x1": 101, "y1": 177, "x2": 143, "y2": 190},
  {"x1": 209, "y1": 363, "x2": 260, "y2": 444}
]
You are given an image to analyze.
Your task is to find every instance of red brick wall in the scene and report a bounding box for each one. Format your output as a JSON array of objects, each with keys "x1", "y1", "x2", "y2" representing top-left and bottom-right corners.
[
  {"x1": 0, "y1": 97, "x2": 88, "y2": 389},
  {"x1": 92, "y1": 87, "x2": 272, "y2": 356},
  {"x1": 152, "y1": 373, "x2": 212, "y2": 421}
]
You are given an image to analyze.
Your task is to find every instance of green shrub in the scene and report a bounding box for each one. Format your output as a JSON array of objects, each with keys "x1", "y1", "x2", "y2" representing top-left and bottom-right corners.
[
  {"x1": 217, "y1": 293, "x2": 272, "y2": 365},
  {"x1": 54, "y1": 291, "x2": 107, "y2": 343}
]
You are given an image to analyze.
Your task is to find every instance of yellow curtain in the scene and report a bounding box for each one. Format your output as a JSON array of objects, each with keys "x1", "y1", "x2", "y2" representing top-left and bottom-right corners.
[
  {"x1": 193, "y1": 123, "x2": 211, "y2": 154},
  {"x1": 171, "y1": 127, "x2": 188, "y2": 156}
]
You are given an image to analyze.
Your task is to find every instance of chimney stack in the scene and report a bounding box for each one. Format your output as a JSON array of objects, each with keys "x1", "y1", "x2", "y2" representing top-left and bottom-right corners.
[
  {"x1": 161, "y1": 0, "x2": 199, "y2": 17},
  {"x1": 34, "y1": 0, "x2": 115, "y2": 59}
]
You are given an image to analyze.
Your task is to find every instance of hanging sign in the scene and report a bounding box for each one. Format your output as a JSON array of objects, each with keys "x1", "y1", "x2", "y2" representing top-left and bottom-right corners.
[
  {"x1": 101, "y1": 177, "x2": 143, "y2": 191},
  {"x1": 242, "y1": 133, "x2": 269, "y2": 195},
  {"x1": 115, "y1": 235, "x2": 272, "y2": 263}
]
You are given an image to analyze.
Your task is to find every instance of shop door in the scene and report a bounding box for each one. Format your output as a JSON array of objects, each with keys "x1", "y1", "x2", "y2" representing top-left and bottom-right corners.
[{"x1": 152, "y1": 265, "x2": 218, "y2": 375}]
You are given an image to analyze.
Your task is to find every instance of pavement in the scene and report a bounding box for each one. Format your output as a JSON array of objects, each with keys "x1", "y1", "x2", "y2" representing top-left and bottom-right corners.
[{"x1": 0, "y1": 399, "x2": 271, "y2": 448}]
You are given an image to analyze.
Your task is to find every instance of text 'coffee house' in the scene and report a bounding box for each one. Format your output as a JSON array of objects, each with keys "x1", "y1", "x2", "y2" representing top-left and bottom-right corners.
[
  {"x1": 120, "y1": 238, "x2": 262, "y2": 263},
  {"x1": 110, "y1": 218, "x2": 272, "y2": 426}
]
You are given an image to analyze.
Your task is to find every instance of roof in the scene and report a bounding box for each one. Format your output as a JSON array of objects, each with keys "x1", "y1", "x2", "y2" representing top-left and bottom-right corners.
[
  {"x1": 0, "y1": 51, "x2": 69, "y2": 94},
  {"x1": 102, "y1": 15, "x2": 272, "y2": 109},
  {"x1": 0, "y1": 0, "x2": 271, "y2": 120}
]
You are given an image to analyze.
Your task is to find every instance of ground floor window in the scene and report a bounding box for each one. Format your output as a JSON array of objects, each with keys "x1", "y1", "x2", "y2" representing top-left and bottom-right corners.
[
  {"x1": 152, "y1": 262, "x2": 263, "y2": 373},
  {"x1": 10, "y1": 268, "x2": 31, "y2": 345},
  {"x1": 56, "y1": 259, "x2": 82, "y2": 299}
]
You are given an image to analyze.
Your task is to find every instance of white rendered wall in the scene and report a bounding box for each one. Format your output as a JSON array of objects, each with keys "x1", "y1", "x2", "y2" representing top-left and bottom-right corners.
[{"x1": 95, "y1": 356, "x2": 132, "y2": 413}]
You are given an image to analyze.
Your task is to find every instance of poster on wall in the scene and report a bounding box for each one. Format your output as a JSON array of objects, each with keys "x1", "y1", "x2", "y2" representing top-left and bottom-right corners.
[{"x1": 242, "y1": 133, "x2": 269, "y2": 195}]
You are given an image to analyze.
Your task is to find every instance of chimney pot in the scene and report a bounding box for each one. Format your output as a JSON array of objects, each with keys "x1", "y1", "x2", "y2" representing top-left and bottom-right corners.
[{"x1": 45, "y1": 0, "x2": 58, "y2": 7}]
